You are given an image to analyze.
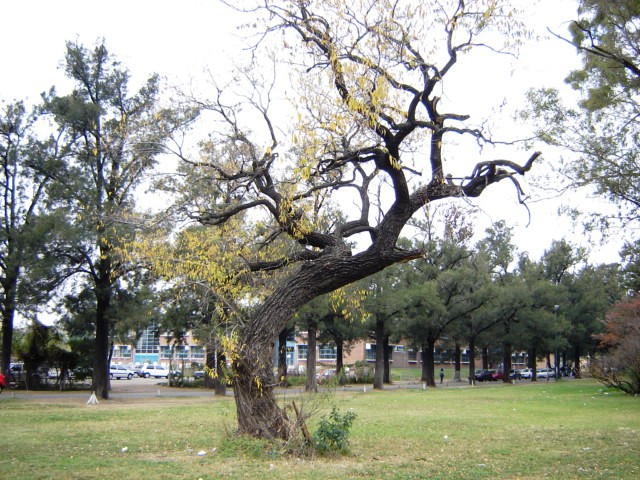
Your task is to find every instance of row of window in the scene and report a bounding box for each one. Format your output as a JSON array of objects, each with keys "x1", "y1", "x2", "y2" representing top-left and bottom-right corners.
[
  {"x1": 118, "y1": 320, "x2": 531, "y2": 365},
  {"x1": 296, "y1": 345, "x2": 528, "y2": 363},
  {"x1": 112, "y1": 345, "x2": 205, "y2": 360},
  {"x1": 295, "y1": 345, "x2": 338, "y2": 360}
]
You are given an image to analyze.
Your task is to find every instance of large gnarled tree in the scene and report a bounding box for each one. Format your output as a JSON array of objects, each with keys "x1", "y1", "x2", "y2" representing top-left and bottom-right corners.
[{"x1": 143, "y1": 0, "x2": 540, "y2": 440}]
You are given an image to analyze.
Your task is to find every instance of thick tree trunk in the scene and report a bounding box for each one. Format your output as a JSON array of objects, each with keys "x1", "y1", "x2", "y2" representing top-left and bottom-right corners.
[
  {"x1": 204, "y1": 346, "x2": 216, "y2": 389},
  {"x1": 420, "y1": 343, "x2": 428, "y2": 382},
  {"x1": 482, "y1": 346, "x2": 489, "y2": 369},
  {"x1": 529, "y1": 347, "x2": 538, "y2": 381},
  {"x1": 214, "y1": 350, "x2": 227, "y2": 396},
  {"x1": 383, "y1": 334, "x2": 391, "y2": 384},
  {"x1": 572, "y1": 345, "x2": 582, "y2": 378},
  {"x1": 373, "y1": 317, "x2": 385, "y2": 389},
  {"x1": 93, "y1": 273, "x2": 111, "y2": 400},
  {"x1": 1, "y1": 266, "x2": 19, "y2": 380},
  {"x1": 335, "y1": 335, "x2": 345, "y2": 385},
  {"x1": 233, "y1": 360, "x2": 291, "y2": 439},
  {"x1": 233, "y1": 312, "x2": 293, "y2": 439},
  {"x1": 277, "y1": 328, "x2": 289, "y2": 386},
  {"x1": 305, "y1": 319, "x2": 318, "y2": 392},
  {"x1": 467, "y1": 337, "x2": 476, "y2": 384},
  {"x1": 422, "y1": 338, "x2": 436, "y2": 387},
  {"x1": 453, "y1": 343, "x2": 462, "y2": 382},
  {"x1": 502, "y1": 341, "x2": 512, "y2": 384},
  {"x1": 231, "y1": 249, "x2": 422, "y2": 439}
]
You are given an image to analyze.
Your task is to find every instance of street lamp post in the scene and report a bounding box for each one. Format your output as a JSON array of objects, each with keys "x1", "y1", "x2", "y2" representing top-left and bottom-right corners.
[{"x1": 553, "y1": 305, "x2": 560, "y2": 381}]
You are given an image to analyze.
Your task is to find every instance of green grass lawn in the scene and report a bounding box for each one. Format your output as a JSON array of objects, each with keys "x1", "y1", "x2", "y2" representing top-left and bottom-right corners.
[{"x1": 1, "y1": 380, "x2": 638, "y2": 479}]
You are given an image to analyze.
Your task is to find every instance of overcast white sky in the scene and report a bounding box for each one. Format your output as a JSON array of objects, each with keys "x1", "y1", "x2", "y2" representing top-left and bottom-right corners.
[{"x1": 1, "y1": 0, "x2": 623, "y2": 266}]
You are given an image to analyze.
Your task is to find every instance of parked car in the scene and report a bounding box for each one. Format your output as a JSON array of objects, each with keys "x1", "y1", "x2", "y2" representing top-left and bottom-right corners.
[
  {"x1": 474, "y1": 369, "x2": 497, "y2": 381},
  {"x1": 509, "y1": 369, "x2": 522, "y2": 380},
  {"x1": 536, "y1": 368, "x2": 555, "y2": 379},
  {"x1": 193, "y1": 370, "x2": 205, "y2": 380},
  {"x1": 140, "y1": 364, "x2": 170, "y2": 378},
  {"x1": 109, "y1": 364, "x2": 134, "y2": 380},
  {"x1": 492, "y1": 370, "x2": 504, "y2": 381},
  {"x1": 519, "y1": 368, "x2": 534, "y2": 379},
  {"x1": 559, "y1": 366, "x2": 575, "y2": 377},
  {"x1": 9, "y1": 363, "x2": 25, "y2": 383}
]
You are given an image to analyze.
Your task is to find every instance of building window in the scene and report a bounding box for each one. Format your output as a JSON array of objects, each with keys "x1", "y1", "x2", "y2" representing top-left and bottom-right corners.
[
  {"x1": 136, "y1": 321, "x2": 159, "y2": 354},
  {"x1": 190, "y1": 346, "x2": 205, "y2": 359},
  {"x1": 461, "y1": 349, "x2": 470, "y2": 364},
  {"x1": 366, "y1": 343, "x2": 393, "y2": 361},
  {"x1": 319, "y1": 346, "x2": 336, "y2": 360},
  {"x1": 175, "y1": 346, "x2": 188, "y2": 359},
  {"x1": 160, "y1": 346, "x2": 172, "y2": 359},
  {"x1": 435, "y1": 347, "x2": 452, "y2": 363},
  {"x1": 286, "y1": 344, "x2": 295, "y2": 366},
  {"x1": 297, "y1": 345, "x2": 308, "y2": 360},
  {"x1": 366, "y1": 343, "x2": 376, "y2": 361},
  {"x1": 117, "y1": 345, "x2": 132, "y2": 359}
]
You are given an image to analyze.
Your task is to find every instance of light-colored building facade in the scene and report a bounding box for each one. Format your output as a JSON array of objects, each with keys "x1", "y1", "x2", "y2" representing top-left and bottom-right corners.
[
  {"x1": 111, "y1": 321, "x2": 206, "y2": 367},
  {"x1": 111, "y1": 324, "x2": 528, "y2": 372}
]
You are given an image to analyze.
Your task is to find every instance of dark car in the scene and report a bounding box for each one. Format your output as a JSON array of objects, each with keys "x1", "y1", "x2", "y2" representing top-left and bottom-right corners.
[
  {"x1": 9, "y1": 363, "x2": 25, "y2": 383},
  {"x1": 509, "y1": 369, "x2": 522, "y2": 380},
  {"x1": 474, "y1": 369, "x2": 496, "y2": 381}
]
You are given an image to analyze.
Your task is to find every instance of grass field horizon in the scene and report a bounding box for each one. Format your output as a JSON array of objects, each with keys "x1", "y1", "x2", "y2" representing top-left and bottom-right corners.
[{"x1": 1, "y1": 379, "x2": 638, "y2": 479}]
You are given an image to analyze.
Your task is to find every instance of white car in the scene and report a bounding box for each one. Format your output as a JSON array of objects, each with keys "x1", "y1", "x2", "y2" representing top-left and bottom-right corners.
[
  {"x1": 536, "y1": 368, "x2": 556, "y2": 379},
  {"x1": 520, "y1": 368, "x2": 534, "y2": 379},
  {"x1": 110, "y1": 364, "x2": 134, "y2": 380},
  {"x1": 140, "y1": 364, "x2": 170, "y2": 378}
]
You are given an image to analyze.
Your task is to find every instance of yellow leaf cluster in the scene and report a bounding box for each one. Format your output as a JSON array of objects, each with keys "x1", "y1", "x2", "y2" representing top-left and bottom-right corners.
[
  {"x1": 278, "y1": 196, "x2": 312, "y2": 240},
  {"x1": 329, "y1": 287, "x2": 370, "y2": 322}
]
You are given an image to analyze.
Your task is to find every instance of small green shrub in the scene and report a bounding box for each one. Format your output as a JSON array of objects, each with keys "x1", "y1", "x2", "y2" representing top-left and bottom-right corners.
[
  {"x1": 285, "y1": 375, "x2": 307, "y2": 387},
  {"x1": 313, "y1": 406, "x2": 357, "y2": 455}
]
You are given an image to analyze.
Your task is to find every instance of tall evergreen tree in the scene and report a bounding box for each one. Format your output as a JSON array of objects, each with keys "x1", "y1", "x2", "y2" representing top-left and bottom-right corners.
[
  {"x1": 40, "y1": 41, "x2": 196, "y2": 399},
  {"x1": 526, "y1": 0, "x2": 640, "y2": 233},
  {"x1": 1, "y1": 100, "x2": 63, "y2": 379}
]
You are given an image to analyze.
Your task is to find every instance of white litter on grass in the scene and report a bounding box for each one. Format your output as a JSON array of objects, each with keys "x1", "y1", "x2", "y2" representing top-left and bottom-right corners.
[
  {"x1": 86, "y1": 392, "x2": 99, "y2": 405},
  {"x1": 121, "y1": 447, "x2": 128, "y2": 453},
  {"x1": 197, "y1": 450, "x2": 207, "y2": 456}
]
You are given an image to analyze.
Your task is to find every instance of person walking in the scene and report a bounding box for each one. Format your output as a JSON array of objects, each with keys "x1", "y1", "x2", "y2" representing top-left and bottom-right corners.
[{"x1": 439, "y1": 368, "x2": 444, "y2": 384}]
